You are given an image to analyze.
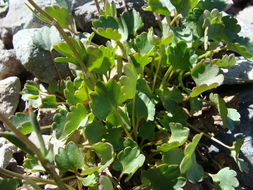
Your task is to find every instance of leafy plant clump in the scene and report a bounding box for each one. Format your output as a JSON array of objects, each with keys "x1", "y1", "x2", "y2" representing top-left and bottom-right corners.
[{"x1": 1, "y1": 0, "x2": 253, "y2": 189}]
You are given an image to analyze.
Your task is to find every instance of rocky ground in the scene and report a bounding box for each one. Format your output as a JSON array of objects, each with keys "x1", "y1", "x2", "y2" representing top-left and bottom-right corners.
[{"x1": 1, "y1": 0, "x2": 253, "y2": 189}]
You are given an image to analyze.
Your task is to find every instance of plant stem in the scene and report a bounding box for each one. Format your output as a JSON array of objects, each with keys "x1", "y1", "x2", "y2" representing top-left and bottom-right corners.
[
  {"x1": 198, "y1": 46, "x2": 227, "y2": 59},
  {"x1": 0, "y1": 167, "x2": 56, "y2": 185},
  {"x1": 0, "y1": 113, "x2": 68, "y2": 190},
  {"x1": 132, "y1": 97, "x2": 137, "y2": 139},
  {"x1": 152, "y1": 56, "x2": 161, "y2": 92},
  {"x1": 29, "y1": 107, "x2": 47, "y2": 156},
  {"x1": 169, "y1": 13, "x2": 181, "y2": 27},
  {"x1": 159, "y1": 65, "x2": 173, "y2": 89},
  {"x1": 94, "y1": 0, "x2": 101, "y2": 13},
  {"x1": 187, "y1": 123, "x2": 233, "y2": 150},
  {"x1": 27, "y1": 0, "x2": 96, "y2": 90}
]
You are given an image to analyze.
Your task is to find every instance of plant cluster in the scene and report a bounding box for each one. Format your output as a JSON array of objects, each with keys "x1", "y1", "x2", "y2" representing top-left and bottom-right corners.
[{"x1": 1, "y1": 0, "x2": 253, "y2": 189}]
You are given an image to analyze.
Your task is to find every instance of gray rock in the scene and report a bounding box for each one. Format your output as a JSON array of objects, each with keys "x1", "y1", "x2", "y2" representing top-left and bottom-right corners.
[
  {"x1": 0, "y1": 0, "x2": 8, "y2": 18},
  {"x1": 1, "y1": 0, "x2": 89, "y2": 35},
  {"x1": 0, "y1": 76, "x2": 21, "y2": 117},
  {"x1": 0, "y1": 137, "x2": 17, "y2": 168},
  {"x1": 223, "y1": 57, "x2": 253, "y2": 84},
  {"x1": 13, "y1": 27, "x2": 72, "y2": 83},
  {"x1": 0, "y1": 50, "x2": 25, "y2": 80},
  {"x1": 0, "y1": 40, "x2": 4, "y2": 50}
]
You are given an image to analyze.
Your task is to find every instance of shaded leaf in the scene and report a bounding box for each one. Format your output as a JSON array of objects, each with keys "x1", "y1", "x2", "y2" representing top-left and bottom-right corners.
[
  {"x1": 85, "y1": 120, "x2": 105, "y2": 144},
  {"x1": 162, "y1": 148, "x2": 184, "y2": 165},
  {"x1": 79, "y1": 174, "x2": 98, "y2": 187},
  {"x1": 9, "y1": 112, "x2": 33, "y2": 135},
  {"x1": 52, "y1": 109, "x2": 68, "y2": 139},
  {"x1": 143, "y1": 0, "x2": 175, "y2": 16},
  {"x1": 21, "y1": 81, "x2": 41, "y2": 108},
  {"x1": 99, "y1": 175, "x2": 114, "y2": 190},
  {"x1": 55, "y1": 141, "x2": 84, "y2": 172},
  {"x1": 170, "y1": 0, "x2": 200, "y2": 16},
  {"x1": 129, "y1": 32, "x2": 154, "y2": 54},
  {"x1": 0, "y1": 179, "x2": 19, "y2": 190}
]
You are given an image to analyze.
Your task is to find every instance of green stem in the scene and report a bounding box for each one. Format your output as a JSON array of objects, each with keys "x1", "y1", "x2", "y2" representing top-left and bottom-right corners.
[
  {"x1": 113, "y1": 108, "x2": 133, "y2": 140},
  {"x1": 169, "y1": 13, "x2": 181, "y2": 27},
  {"x1": 152, "y1": 57, "x2": 161, "y2": 92},
  {"x1": 132, "y1": 97, "x2": 136, "y2": 138},
  {"x1": 29, "y1": 107, "x2": 47, "y2": 156},
  {"x1": 0, "y1": 113, "x2": 68, "y2": 190},
  {"x1": 159, "y1": 65, "x2": 173, "y2": 89},
  {"x1": 116, "y1": 41, "x2": 127, "y2": 59},
  {"x1": 93, "y1": 0, "x2": 101, "y2": 13},
  {"x1": 187, "y1": 123, "x2": 233, "y2": 150},
  {"x1": 198, "y1": 46, "x2": 227, "y2": 59}
]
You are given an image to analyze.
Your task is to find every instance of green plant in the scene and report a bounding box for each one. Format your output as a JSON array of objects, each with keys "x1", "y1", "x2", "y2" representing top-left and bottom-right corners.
[{"x1": 1, "y1": 0, "x2": 252, "y2": 189}]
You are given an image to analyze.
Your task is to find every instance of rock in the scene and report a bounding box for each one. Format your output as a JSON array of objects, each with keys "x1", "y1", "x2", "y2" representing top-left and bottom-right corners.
[
  {"x1": 13, "y1": 27, "x2": 72, "y2": 83},
  {"x1": 0, "y1": 50, "x2": 26, "y2": 80},
  {"x1": 236, "y1": 7, "x2": 253, "y2": 41},
  {"x1": 0, "y1": 0, "x2": 8, "y2": 18},
  {"x1": 1, "y1": 0, "x2": 89, "y2": 35},
  {"x1": 0, "y1": 40, "x2": 4, "y2": 50},
  {"x1": 0, "y1": 137, "x2": 17, "y2": 168},
  {"x1": 0, "y1": 27, "x2": 13, "y2": 49},
  {"x1": 223, "y1": 57, "x2": 253, "y2": 84},
  {"x1": 0, "y1": 76, "x2": 21, "y2": 117}
]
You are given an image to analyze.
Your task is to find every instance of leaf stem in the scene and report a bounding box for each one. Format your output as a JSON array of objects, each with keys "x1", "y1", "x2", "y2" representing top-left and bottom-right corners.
[
  {"x1": 0, "y1": 113, "x2": 68, "y2": 190},
  {"x1": 93, "y1": 0, "x2": 101, "y2": 13},
  {"x1": 187, "y1": 123, "x2": 233, "y2": 150},
  {"x1": 152, "y1": 56, "x2": 161, "y2": 92},
  {"x1": 132, "y1": 96, "x2": 136, "y2": 138},
  {"x1": 169, "y1": 13, "x2": 181, "y2": 27},
  {"x1": 198, "y1": 46, "x2": 227, "y2": 59},
  {"x1": 159, "y1": 65, "x2": 173, "y2": 89}
]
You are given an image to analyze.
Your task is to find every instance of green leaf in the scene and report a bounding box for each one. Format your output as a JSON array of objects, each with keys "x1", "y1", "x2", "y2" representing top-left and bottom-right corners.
[
  {"x1": 143, "y1": 0, "x2": 175, "y2": 16},
  {"x1": 138, "y1": 121, "x2": 155, "y2": 140},
  {"x1": 79, "y1": 174, "x2": 98, "y2": 187},
  {"x1": 142, "y1": 164, "x2": 186, "y2": 190},
  {"x1": 0, "y1": 179, "x2": 19, "y2": 190},
  {"x1": 9, "y1": 112, "x2": 33, "y2": 135},
  {"x1": 92, "y1": 142, "x2": 114, "y2": 169},
  {"x1": 99, "y1": 175, "x2": 114, "y2": 190},
  {"x1": 52, "y1": 109, "x2": 68, "y2": 140},
  {"x1": 129, "y1": 32, "x2": 154, "y2": 54},
  {"x1": 55, "y1": 141, "x2": 84, "y2": 172},
  {"x1": 118, "y1": 146, "x2": 145, "y2": 181},
  {"x1": 64, "y1": 103, "x2": 88, "y2": 135},
  {"x1": 85, "y1": 120, "x2": 105, "y2": 144},
  {"x1": 41, "y1": 95, "x2": 57, "y2": 108},
  {"x1": 212, "y1": 54, "x2": 236, "y2": 68},
  {"x1": 119, "y1": 63, "x2": 138, "y2": 102},
  {"x1": 103, "y1": 127, "x2": 124, "y2": 151},
  {"x1": 170, "y1": 0, "x2": 200, "y2": 16},
  {"x1": 33, "y1": 26, "x2": 62, "y2": 51},
  {"x1": 211, "y1": 167, "x2": 239, "y2": 190},
  {"x1": 180, "y1": 133, "x2": 204, "y2": 182},
  {"x1": 158, "y1": 123, "x2": 189, "y2": 152},
  {"x1": 162, "y1": 148, "x2": 184, "y2": 165},
  {"x1": 133, "y1": 92, "x2": 156, "y2": 121},
  {"x1": 45, "y1": 5, "x2": 73, "y2": 29},
  {"x1": 90, "y1": 80, "x2": 121, "y2": 120},
  {"x1": 130, "y1": 53, "x2": 152, "y2": 73},
  {"x1": 120, "y1": 10, "x2": 143, "y2": 36},
  {"x1": 23, "y1": 154, "x2": 43, "y2": 172},
  {"x1": 167, "y1": 41, "x2": 194, "y2": 72},
  {"x1": 231, "y1": 139, "x2": 249, "y2": 173},
  {"x1": 87, "y1": 46, "x2": 115, "y2": 75},
  {"x1": 191, "y1": 63, "x2": 224, "y2": 97},
  {"x1": 21, "y1": 81, "x2": 41, "y2": 108}
]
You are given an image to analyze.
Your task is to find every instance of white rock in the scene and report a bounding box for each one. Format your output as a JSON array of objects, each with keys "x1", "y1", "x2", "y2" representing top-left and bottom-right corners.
[
  {"x1": 0, "y1": 40, "x2": 4, "y2": 50},
  {"x1": 0, "y1": 137, "x2": 17, "y2": 168},
  {"x1": 0, "y1": 76, "x2": 21, "y2": 117},
  {"x1": 0, "y1": 50, "x2": 25, "y2": 80}
]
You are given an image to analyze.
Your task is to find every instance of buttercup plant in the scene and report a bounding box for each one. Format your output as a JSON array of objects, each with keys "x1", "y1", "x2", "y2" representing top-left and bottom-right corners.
[{"x1": 0, "y1": 0, "x2": 253, "y2": 189}]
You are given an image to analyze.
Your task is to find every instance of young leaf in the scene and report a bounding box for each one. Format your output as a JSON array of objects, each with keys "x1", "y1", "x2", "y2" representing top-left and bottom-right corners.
[
  {"x1": 142, "y1": 164, "x2": 186, "y2": 190},
  {"x1": 170, "y1": 0, "x2": 200, "y2": 16},
  {"x1": 64, "y1": 103, "x2": 88, "y2": 135},
  {"x1": 158, "y1": 123, "x2": 189, "y2": 152},
  {"x1": 118, "y1": 146, "x2": 145, "y2": 181},
  {"x1": 99, "y1": 175, "x2": 114, "y2": 190},
  {"x1": 130, "y1": 53, "x2": 152, "y2": 73},
  {"x1": 52, "y1": 109, "x2": 68, "y2": 139},
  {"x1": 79, "y1": 174, "x2": 98, "y2": 187},
  {"x1": 64, "y1": 78, "x2": 88, "y2": 106},
  {"x1": 90, "y1": 80, "x2": 121, "y2": 120},
  {"x1": 191, "y1": 63, "x2": 224, "y2": 97},
  {"x1": 211, "y1": 167, "x2": 239, "y2": 190},
  {"x1": 143, "y1": 0, "x2": 175, "y2": 16},
  {"x1": 44, "y1": 6, "x2": 73, "y2": 29},
  {"x1": 21, "y1": 81, "x2": 41, "y2": 108},
  {"x1": 129, "y1": 32, "x2": 154, "y2": 54},
  {"x1": 0, "y1": 179, "x2": 19, "y2": 190},
  {"x1": 55, "y1": 141, "x2": 84, "y2": 172},
  {"x1": 167, "y1": 41, "x2": 194, "y2": 72},
  {"x1": 23, "y1": 154, "x2": 44, "y2": 172},
  {"x1": 212, "y1": 54, "x2": 236, "y2": 68},
  {"x1": 119, "y1": 63, "x2": 138, "y2": 103},
  {"x1": 9, "y1": 112, "x2": 33, "y2": 135}
]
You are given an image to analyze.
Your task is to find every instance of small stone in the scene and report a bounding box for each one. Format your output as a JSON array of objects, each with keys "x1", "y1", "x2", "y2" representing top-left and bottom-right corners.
[
  {"x1": 0, "y1": 50, "x2": 26, "y2": 80},
  {"x1": 0, "y1": 138, "x2": 17, "y2": 168},
  {"x1": 0, "y1": 76, "x2": 21, "y2": 117},
  {"x1": 0, "y1": 40, "x2": 4, "y2": 50}
]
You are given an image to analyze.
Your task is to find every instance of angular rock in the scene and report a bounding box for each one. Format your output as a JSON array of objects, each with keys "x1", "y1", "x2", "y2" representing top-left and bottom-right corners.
[
  {"x1": 223, "y1": 57, "x2": 253, "y2": 84},
  {"x1": 13, "y1": 27, "x2": 72, "y2": 83},
  {"x1": 0, "y1": 39, "x2": 4, "y2": 50},
  {"x1": 0, "y1": 50, "x2": 26, "y2": 80},
  {"x1": 236, "y1": 7, "x2": 253, "y2": 41},
  {"x1": 0, "y1": 27, "x2": 13, "y2": 49},
  {"x1": 0, "y1": 137, "x2": 17, "y2": 168},
  {"x1": 0, "y1": 76, "x2": 21, "y2": 117}
]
